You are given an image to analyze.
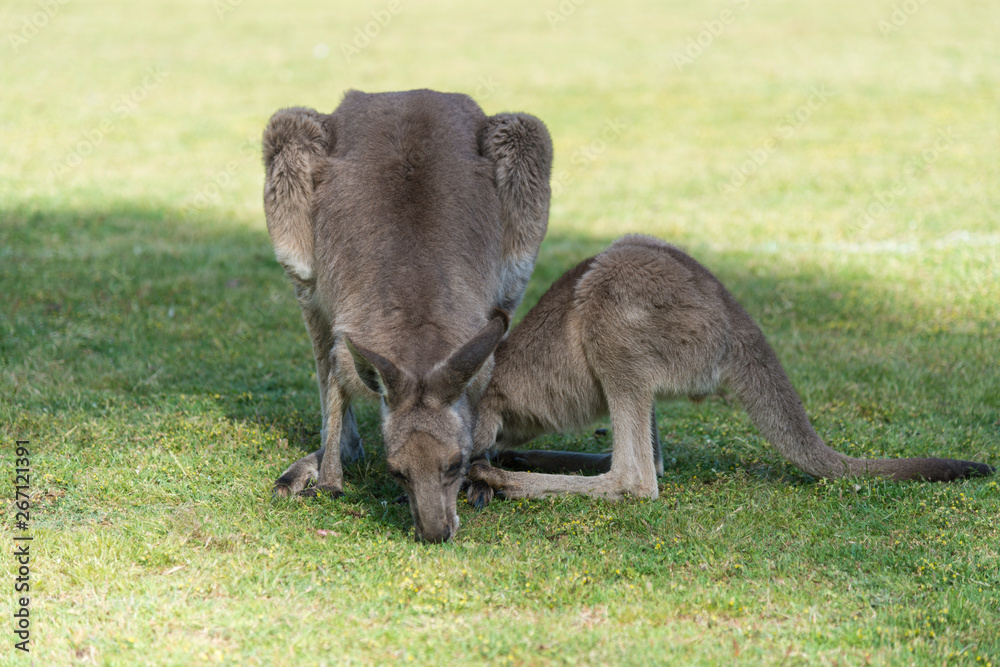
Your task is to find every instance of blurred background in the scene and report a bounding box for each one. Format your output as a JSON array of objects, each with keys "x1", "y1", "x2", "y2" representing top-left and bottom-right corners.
[
  {"x1": 4, "y1": 0, "x2": 998, "y2": 246},
  {"x1": 3, "y1": 0, "x2": 998, "y2": 411}
]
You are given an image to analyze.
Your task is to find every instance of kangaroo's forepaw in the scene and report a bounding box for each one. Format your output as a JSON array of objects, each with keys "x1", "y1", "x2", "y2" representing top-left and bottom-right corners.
[
  {"x1": 272, "y1": 472, "x2": 308, "y2": 499},
  {"x1": 466, "y1": 479, "x2": 495, "y2": 509},
  {"x1": 468, "y1": 462, "x2": 510, "y2": 494},
  {"x1": 272, "y1": 452, "x2": 322, "y2": 499},
  {"x1": 272, "y1": 482, "x2": 294, "y2": 499},
  {"x1": 298, "y1": 484, "x2": 345, "y2": 500}
]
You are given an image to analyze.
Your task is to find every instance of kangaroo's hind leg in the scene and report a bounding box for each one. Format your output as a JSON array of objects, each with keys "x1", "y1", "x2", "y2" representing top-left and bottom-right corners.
[
  {"x1": 493, "y1": 449, "x2": 611, "y2": 474},
  {"x1": 468, "y1": 392, "x2": 658, "y2": 500},
  {"x1": 490, "y1": 404, "x2": 662, "y2": 477},
  {"x1": 601, "y1": 392, "x2": 660, "y2": 498}
]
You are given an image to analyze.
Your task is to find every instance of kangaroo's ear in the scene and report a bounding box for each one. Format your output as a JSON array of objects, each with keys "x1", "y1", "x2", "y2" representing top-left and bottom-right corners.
[
  {"x1": 428, "y1": 309, "x2": 510, "y2": 404},
  {"x1": 262, "y1": 107, "x2": 333, "y2": 284},
  {"x1": 479, "y1": 113, "x2": 553, "y2": 316},
  {"x1": 344, "y1": 336, "x2": 404, "y2": 406}
]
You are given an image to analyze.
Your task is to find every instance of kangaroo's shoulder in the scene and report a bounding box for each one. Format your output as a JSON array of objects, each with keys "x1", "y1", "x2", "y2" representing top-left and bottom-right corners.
[{"x1": 503, "y1": 254, "x2": 598, "y2": 337}]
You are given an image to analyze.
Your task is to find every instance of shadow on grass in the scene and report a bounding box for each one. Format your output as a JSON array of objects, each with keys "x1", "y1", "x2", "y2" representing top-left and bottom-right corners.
[{"x1": 3, "y1": 201, "x2": 997, "y2": 532}]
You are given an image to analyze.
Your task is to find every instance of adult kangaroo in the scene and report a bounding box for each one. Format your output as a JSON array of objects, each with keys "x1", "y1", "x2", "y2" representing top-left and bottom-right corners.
[
  {"x1": 466, "y1": 235, "x2": 994, "y2": 503},
  {"x1": 262, "y1": 89, "x2": 552, "y2": 542}
]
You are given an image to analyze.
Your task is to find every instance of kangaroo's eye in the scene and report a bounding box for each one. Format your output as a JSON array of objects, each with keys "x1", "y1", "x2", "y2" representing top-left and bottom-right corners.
[{"x1": 444, "y1": 460, "x2": 463, "y2": 477}]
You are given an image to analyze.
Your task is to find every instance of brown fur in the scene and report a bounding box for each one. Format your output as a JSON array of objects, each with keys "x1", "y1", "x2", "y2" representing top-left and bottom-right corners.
[
  {"x1": 262, "y1": 90, "x2": 552, "y2": 542},
  {"x1": 467, "y1": 235, "x2": 994, "y2": 503}
]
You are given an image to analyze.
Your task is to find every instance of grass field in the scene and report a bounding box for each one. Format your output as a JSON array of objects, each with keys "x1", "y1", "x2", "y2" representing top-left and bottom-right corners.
[{"x1": 2, "y1": 0, "x2": 999, "y2": 664}]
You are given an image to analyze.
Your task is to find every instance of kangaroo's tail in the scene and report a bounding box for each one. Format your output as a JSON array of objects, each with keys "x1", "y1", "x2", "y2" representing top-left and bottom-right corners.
[{"x1": 720, "y1": 310, "x2": 993, "y2": 482}]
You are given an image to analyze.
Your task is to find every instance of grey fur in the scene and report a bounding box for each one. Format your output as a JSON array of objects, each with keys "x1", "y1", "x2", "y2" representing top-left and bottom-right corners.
[
  {"x1": 467, "y1": 235, "x2": 994, "y2": 502},
  {"x1": 261, "y1": 89, "x2": 552, "y2": 542}
]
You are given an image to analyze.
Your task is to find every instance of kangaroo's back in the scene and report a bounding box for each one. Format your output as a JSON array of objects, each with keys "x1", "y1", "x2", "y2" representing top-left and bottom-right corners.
[{"x1": 313, "y1": 90, "x2": 504, "y2": 367}]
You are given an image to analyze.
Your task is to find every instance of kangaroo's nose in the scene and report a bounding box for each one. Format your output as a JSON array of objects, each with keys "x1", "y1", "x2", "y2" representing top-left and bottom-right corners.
[{"x1": 416, "y1": 523, "x2": 453, "y2": 544}]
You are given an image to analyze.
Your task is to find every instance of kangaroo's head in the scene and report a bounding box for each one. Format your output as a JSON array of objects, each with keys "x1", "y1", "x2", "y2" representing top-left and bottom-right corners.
[{"x1": 345, "y1": 311, "x2": 509, "y2": 543}]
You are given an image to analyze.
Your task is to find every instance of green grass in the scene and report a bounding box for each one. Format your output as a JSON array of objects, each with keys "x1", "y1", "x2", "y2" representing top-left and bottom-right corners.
[{"x1": 2, "y1": 0, "x2": 999, "y2": 664}]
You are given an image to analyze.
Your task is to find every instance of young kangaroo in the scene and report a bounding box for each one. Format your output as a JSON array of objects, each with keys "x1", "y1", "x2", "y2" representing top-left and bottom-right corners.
[{"x1": 467, "y1": 235, "x2": 994, "y2": 502}]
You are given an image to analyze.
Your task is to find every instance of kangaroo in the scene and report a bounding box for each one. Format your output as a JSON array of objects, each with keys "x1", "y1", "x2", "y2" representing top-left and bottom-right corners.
[
  {"x1": 262, "y1": 89, "x2": 552, "y2": 542},
  {"x1": 466, "y1": 235, "x2": 994, "y2": 503}
]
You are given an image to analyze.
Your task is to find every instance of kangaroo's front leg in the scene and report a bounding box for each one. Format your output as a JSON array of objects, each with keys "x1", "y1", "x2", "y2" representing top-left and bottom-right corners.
[
  {"x1": 271, "y1": 403, "x2": 360, "y2": 498},
  {"x1": 273, "y1": 302, "x2": 361, "y2": 497},
  {"x1": 650, "y1": 405, "x2": 664, "y2": 477},
  {"x1": 297, "y1": 381, "x2": 352, "y2": 498}
]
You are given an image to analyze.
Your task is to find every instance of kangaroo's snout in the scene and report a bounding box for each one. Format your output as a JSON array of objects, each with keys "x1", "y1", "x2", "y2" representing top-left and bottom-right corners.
[
  {"x1": 412, "y1": 503, "x2": 460, "y2": 544},
  {"x1": 415, "y1": 522, "x2": 454, "y2": 544}
]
